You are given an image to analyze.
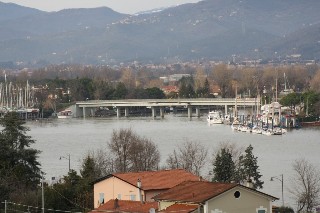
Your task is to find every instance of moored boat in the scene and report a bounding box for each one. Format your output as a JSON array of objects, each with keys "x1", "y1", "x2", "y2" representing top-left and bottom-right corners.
[
  {"x1": 300, "y1": 121, "x2": 320, "y2": 127},
  {"x1": 207, "y1": 111, "x2": 224, "y2": 124},
  {"x1": 57, "y1": 110, "x2": 73, "y2": 118}
]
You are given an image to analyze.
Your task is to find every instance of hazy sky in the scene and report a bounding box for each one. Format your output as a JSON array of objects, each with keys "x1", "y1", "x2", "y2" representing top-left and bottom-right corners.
[{"x1": 2, "y1": 0, "x2": 202, "y2": 14}]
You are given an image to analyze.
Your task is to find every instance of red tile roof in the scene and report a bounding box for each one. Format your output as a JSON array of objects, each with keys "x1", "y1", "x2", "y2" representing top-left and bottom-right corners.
[
  {"x1": 90, "y1": 199, "x2": 157, "y2": 213},
  {"x1": 153, "y1": 181, "x2": 238, "y2": 203},
  {"x1": 113, "y1": 169, "x2": 200, "y2": 191},
  {"x1": 159, "y1": 204, "x2": 198, "y2": 213},
  {"x1": 153, "y1": 181, "x2": 278, "y2": 204}
]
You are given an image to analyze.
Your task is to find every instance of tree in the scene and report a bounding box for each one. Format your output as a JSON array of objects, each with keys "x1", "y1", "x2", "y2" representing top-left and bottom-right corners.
[
  {"x1": 112, "y1": 82, "x2": 128, "y2": 99},
  {"x1": 166, "y1": 140, "x2": 208, "y2": 176},
  {"x1": 212, "y1": 64, "x2": 233, "y2": 98},
  {"x1": 108, "y1": 128, "x2": 160, "y2": 173},
  {"x1": 146, "y1": 87, "x2": 165, "y2": 99},
  {"x1": 310, "y1": 69, "x2": 320, "y2": 92},
  {"x1": 238, "y1": 145, "x2": 264, "y2": 189},
  {"x1": 0, "y1": 112, "x2": 41, "y2": 200},
  {"x1": 129, "y1": 137, "x2": 160, "y2": 172},
  {"x1": 277, "y1": 206, "x2": 294, "y2": 213},
  {"x1": 202, "y1": 78, "x2": 210, "y2": 97},
  {"x1": 290, "y1": 159, "x2": 320, "y2": 213},
  {"x1": 44, "y1": 170, "x2": 88, "y2": 212},
  {"x1": 279, "y1": 93, "x2": 301, "y2": 113},
  {"x1": 212, "y1": 148, "x2": 235, "y2": 182},
  {"x1": 302, "y1": 91, "x2": 320, "y2": 116}
]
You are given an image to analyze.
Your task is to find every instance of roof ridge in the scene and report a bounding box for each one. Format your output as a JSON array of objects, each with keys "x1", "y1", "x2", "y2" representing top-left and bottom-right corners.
[{"x1": 113, "y1": 168, "x2": 186, "y2": 176}]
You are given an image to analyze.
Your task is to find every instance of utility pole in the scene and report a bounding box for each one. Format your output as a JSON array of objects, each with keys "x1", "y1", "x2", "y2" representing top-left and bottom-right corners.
[{"x1": 42, "y1": 175, "x2": 45, "y2": 213}]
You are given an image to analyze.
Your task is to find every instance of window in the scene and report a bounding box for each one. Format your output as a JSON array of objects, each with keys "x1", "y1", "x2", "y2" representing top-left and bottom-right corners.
[
  {"x1": 234, "y1": 191, "x2": 241, "y2": 199},
  {"x1": 117, "y1": 194, "x2": 121, "y2": 200},
  {"x1": 256, "y1": 206, "x2": 267, "y2": 213},
  {"x1": 130, "y1": 194, "x2": 136, "y2": 201},
  {"x1": 99, "y1": 193, "x2": 105, "y2": 205}
]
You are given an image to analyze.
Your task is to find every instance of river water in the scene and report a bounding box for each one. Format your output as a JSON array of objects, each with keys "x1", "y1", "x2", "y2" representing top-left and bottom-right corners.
[{"x1": 27, "y1": 113, "x2": 320, "y2": 208}]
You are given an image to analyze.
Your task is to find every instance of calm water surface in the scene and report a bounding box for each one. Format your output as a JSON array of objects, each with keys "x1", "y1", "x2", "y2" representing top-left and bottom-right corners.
[{"x1": 27, "y1": 114, "x2": 320, "y2": 208}]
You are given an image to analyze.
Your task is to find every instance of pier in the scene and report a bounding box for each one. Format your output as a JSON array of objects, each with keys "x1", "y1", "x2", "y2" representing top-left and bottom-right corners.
[{"x1": 74, "y1": 98, "x2": 260, "y2": 118}]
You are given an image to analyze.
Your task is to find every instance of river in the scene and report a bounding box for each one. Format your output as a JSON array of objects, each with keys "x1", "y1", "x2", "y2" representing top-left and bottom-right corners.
[{"x1": 27, "y1": 114, "x2": 320, "y2": 208}]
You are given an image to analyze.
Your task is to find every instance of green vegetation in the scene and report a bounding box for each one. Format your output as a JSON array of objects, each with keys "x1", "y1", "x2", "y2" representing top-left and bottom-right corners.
[
  {"x1": 0, "y1": 112, "x2": 41, "y2": 201},
  {"x1": 212, "y1": 144, "x2": 264, "y2": 189}
]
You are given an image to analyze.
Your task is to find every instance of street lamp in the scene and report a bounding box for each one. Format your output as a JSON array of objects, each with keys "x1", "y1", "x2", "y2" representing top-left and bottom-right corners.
[
  {"x1": 60, "y1": 154, "x2": 71, "y2": 172},
  {"x1": 270, "y1": 174, "x2": 284, "y2": 206}
]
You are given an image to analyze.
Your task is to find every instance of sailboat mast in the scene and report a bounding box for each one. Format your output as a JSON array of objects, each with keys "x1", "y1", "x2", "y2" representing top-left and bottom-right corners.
[{"x1": 276, "y1": 77, "x2": 278, "y2": 102}]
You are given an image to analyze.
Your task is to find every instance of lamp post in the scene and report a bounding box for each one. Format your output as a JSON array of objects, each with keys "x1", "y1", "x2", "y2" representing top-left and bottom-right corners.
[
  {"x1": 60, "y1": 154, "x2": 71, "y2": 172},
  {"x1": 271, "y1": 174, "x2": 284, "y2": 206}
]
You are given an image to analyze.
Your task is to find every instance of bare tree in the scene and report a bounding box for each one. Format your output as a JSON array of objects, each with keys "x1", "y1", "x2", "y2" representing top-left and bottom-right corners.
[
  {"x1": 212, "y1": 142, "x2": 244, "y2": 165},
  {"x1": 108, "y1": 128, "x2": 160, "y2": 173},
  {"x1": 212, "y1": 64, "x2": 233, "y2": 98},
  {"x1": 129, "y1": 138, "x2": 160, "y2": 172},
  {"x1": 166, "y1": 140, "x2": 208, "y2": 176},
  {"x1": 310, "y1": 69, "x2": 320, "y2": 93},
  {"x1": 83, "y1": 149, "x2": 114, "y2": 177},
  {"x1": 290, "y1": 158, "x2": 320, "y2": 212}
]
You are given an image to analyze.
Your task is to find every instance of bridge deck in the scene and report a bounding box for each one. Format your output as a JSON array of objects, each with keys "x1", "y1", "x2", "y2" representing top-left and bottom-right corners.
[{"x1": 76, "y1": 98, "x2": 260, "y2": 108}]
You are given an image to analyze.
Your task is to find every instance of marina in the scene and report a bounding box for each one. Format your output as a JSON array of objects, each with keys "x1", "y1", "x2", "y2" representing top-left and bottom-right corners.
[{"x1": 0, "y1": 81, "x2": 40, "y2": 119}]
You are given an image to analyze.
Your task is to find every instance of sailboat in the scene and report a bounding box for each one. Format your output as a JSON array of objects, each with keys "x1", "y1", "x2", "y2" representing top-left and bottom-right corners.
[
  {"x1": 231, "y1": 83, "x2": 241, "y2": 130},
  {"x1": 279, "y1": 73, "x2": 294, "y2": 97}
]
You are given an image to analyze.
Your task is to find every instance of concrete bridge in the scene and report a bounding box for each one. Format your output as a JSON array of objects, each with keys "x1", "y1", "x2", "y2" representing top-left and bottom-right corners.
[{"x1": 74, "y1": 98, "x2": 260, "y2": 118}]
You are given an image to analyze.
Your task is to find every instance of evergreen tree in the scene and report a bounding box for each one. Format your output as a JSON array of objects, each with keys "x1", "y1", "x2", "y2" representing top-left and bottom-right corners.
[
  {"x1": 239, "y1": 145, "x2": 264, "y2": 189},
  {"x1": 179, "y1": 81, "x2": 187, "y2": 98},
  {"x1": 112, "y1": 82, "x2": 128, "y2": 99},
  {"x1": 0, "y1": 112, "x2": 41, "y2": 199},
  {"x1": 186, "y1": 84, "x2": 195, "y2": 98},
  {"x1": 212, "y1": 148, "x2": 235, "y2": 182},
  {"x1": 203, "y1": 78, "x2": 210, "y2": 97}
]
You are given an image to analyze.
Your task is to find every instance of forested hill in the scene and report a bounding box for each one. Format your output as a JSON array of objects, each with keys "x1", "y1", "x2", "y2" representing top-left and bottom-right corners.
[{"x1": 0, "y1": 0, "x2": 320, "y2": 67}]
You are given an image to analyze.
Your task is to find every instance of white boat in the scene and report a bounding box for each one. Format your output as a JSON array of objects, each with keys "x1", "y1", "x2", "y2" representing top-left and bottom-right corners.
[
  {"x1": 57, "y1": 110, "x2": 73, "y2": 118},
  {"x1": 239, "y1": 125, "x2": 251, "y2": 133},
  {"x1": 251, "y1": 126, "x2": 262, "y2": 134},
  {"x1": 231, "y1": 119, "x2": 241, "y2": 131},
  {"x1": 207, "y1": 111, "x2": 224, "y2": 124},
  {"x1": 262, "y1": 129, "x2": 273, "y2": 136}
]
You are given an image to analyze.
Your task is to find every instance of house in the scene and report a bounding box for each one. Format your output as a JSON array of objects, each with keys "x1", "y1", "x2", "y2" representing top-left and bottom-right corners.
[
  {"x1": 90, "y1": 199, "x2": 158, "y2": 213},
  {"x1": 153, "y1": 181, "x2": 278, "y2": 213},
  {"x1": 93, "y1": 169, "x2": 200, "y2": 208},
  {"x1": 161, "y1": 85, "x2": 179, "y2": 95}
]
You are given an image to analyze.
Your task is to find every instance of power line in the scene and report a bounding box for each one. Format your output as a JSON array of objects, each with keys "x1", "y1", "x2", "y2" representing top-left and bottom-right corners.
[{"x1": 1, "y1": 201, "x2": 79, "y2": 213}]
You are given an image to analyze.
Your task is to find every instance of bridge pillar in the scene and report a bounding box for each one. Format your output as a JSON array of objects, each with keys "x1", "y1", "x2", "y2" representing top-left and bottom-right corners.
[
  {"x1": 188, "y1": 106, "x2": 192, "y2": 118},
  {"x1": 152, "y1": 107, "x2": 156, "y2": 118},
  {"x1": 195, "y1": 107, "x2": 200, "y2": 118},
  {"x1": 74, "y1": 104, "x2": 83, "y2": 118},
  {"x1": 125, "y1": 107, "x2": 129, "y2": 117},
  {"x1": 225, "y1": 105, "x2": 228, "y2": 116},
  {"x1": 83, "y1": 107, "x2": 86, "y2": 118},
  {"x1": 160, "y1": 107, "x2": 164, "y2": 118},
  {"x1": 117, "y1": 107, "x2": 121, "y2": 118}
]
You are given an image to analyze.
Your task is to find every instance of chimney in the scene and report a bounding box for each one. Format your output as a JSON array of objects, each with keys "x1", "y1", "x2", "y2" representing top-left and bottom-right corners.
[
  {"x1": 137, "y1": 178, "x2": 143, "y2": 202},
  {"x1": 114, "y1": 198, "x2": 119, "y2": 209},
  {"x1": 245, "y1": 179, "x2": 253, "y2": 188}
]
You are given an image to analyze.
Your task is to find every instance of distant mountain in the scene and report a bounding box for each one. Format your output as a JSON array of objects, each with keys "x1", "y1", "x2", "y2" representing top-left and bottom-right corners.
[
  {"x1": 1, "y1": 0, "x2": 320, "y2": 67},
  {"x1": 0, "y1": 1, "x2": 43, "y2": 21},
  {"x1": 0, "y1": 6, "x2": 127, "y2": 40},
  {"x1": 265, "y1": 23, "x2": 320, "y2": 60}
]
